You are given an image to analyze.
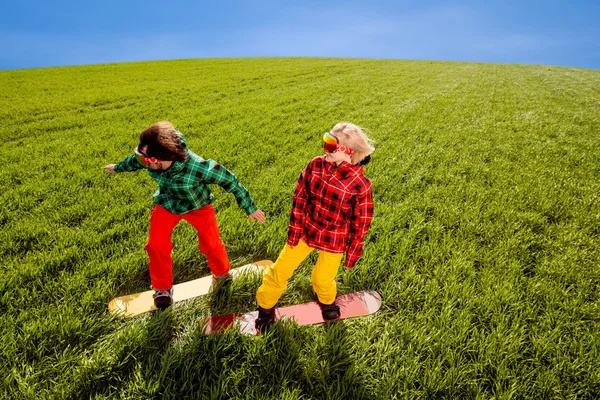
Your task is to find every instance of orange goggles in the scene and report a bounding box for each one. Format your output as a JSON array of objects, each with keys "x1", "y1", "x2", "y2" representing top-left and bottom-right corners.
[{"x1": 322, "y1": 132, "x2": 353, "y2": 155}]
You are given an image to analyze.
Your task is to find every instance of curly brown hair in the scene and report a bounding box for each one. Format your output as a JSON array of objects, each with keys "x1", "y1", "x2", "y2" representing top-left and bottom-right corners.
[{"x1": 138, "y1": 121, "x2": 187, "y2": 162}]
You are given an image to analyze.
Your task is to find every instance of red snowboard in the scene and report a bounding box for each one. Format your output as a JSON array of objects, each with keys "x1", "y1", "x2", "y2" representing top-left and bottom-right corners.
[{"x1": 201, "y1": 290, "x2": 382, "y2": 335}]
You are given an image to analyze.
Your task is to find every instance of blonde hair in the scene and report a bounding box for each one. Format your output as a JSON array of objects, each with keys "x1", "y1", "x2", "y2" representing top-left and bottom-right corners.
[{"x1": 330, "y1": 122, "x2": 375, "y2": 165}]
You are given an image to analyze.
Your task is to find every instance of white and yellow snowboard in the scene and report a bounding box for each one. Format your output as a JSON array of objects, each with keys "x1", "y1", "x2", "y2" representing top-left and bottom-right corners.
[{"x1": 108, "y1": 260, "x2": 272, "y2": 317}]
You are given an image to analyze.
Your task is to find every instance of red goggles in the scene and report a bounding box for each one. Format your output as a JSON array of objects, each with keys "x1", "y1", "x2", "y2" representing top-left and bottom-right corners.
[
  {"x1": 133, "y1": 147, "x2": 162, "y2": 165},
  {"x1": 322, "y1": 132, "x2": 354, "y2": 155}
]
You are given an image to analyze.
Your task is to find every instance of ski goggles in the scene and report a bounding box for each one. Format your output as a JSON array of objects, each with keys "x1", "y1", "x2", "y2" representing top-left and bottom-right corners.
[
  {"x1": 133, "y1": 147, "x2": 161, "y2": 165},
  {"x1": 322, "y1": 132, "x2": 354, "y2": 155}
]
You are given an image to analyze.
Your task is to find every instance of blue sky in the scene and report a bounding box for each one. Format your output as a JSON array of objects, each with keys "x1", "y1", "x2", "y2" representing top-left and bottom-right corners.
[{"x1": 1, "y1": 0, "x2": 598, "y2": 70}]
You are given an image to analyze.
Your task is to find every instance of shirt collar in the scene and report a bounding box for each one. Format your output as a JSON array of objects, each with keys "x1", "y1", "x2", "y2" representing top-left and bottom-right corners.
[
  {"x1": 150, "y1": 151, "x2": 189, "y2": 175},
  {"x1": 326, "y1": 158, "x2": 363, "y2": 176},
  {"x1": 167, "y1": 158, "x2": 187, "y2": 174}
]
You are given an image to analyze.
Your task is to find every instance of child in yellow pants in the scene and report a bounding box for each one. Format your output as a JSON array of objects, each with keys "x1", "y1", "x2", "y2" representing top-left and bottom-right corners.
[
  {"x1": 257, "y1": 240, "x2": 344, "y2": 308},
  {"x1": 255, "y1": 122, "x2": 375, "y2": 330}
]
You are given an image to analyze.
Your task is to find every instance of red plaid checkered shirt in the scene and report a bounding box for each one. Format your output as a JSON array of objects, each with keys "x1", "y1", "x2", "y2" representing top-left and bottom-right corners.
[{"x1": 287, "y1": 156, "x2": 374, "y2": 269}]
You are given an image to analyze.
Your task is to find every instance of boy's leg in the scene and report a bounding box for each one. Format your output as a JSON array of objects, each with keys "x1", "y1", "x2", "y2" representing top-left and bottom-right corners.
[
  {"x1": 145, "y1": 205, "x2": 181, "y2": 290},
  {"x1": 310, "y1": 250, "x2": 344, "y2": 305},
  {"x1": 256, "y1": 240, "x2": 313, "y2": 309},
  {"x1": 183, "y1": 204, "x2": 230, "y2": 277}
]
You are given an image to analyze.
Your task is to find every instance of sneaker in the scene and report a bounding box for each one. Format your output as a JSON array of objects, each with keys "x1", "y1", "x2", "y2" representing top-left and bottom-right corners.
[
  {"x1": 255, "y1": 306, "x2": 275, "y2": 332},
  {"x1": 318, "y1": 301, "x2": 340, "y2": 320},
  {"x1": 153, "y1": 287, "x2": 174, "y2": 310}
]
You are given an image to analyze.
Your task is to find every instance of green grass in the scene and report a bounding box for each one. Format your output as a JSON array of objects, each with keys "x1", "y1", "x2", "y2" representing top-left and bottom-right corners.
[{"x1": 1, "y1": 57, "x2": 599, "y2": 399}]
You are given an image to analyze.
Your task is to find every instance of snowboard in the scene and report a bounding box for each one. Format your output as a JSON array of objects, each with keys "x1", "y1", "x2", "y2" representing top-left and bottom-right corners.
[
  {"x1": 108, "y1": 259, "x2": 273, "y2": 317},
  {"x1": 201, "y1": 290, "x2": 382, "y2": 335}
]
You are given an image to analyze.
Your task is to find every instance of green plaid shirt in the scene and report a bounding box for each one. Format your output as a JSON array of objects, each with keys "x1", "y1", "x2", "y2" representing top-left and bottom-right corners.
[{"x1": 114, "y1": 135, "x2": 258, "y2": 215}]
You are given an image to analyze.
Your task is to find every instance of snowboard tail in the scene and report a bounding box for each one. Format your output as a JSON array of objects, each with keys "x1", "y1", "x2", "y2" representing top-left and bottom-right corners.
[{"x1": 108, "y1": 260, "x2": 272, "y2": 317}]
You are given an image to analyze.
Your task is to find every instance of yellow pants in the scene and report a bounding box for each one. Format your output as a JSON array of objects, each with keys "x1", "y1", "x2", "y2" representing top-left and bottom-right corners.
[{"x1": 256, "y1": 240, "x2": 344, "y2": 309}]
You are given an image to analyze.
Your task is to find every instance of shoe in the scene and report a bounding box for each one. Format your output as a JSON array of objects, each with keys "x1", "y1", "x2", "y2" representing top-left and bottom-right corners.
[
  {"x1": 318, "y1": 301, "x2": 340, "y2": 320},
  {"x1": 255, "y1": 306, "x2": 275, "y2": 332},
  {"x1": 153, "y1": 287, "x2": 174, "y2": 310}
]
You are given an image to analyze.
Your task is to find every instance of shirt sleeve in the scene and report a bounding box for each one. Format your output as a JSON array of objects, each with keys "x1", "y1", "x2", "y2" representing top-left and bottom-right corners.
[
  {"x1": 196, "y1": 159, "x2": 258, "y2": 215},
  {"x1": 113, "y1": 154, "x2": 146, "y2": 173},
  {"x1": 345, "y1": 180, "x2": 373, "y2": 268},
  {"x1": 287, "y1": 160, "x2": 313, "y2": 246}
]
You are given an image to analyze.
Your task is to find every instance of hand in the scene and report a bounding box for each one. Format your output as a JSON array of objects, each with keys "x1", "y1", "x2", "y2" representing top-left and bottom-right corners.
[
  {"x1": 248, "y1": 209, "x2": 266, "y2": 223},
  {"x1": 104, "y1": 164, "x2": 116, "y2": 174}
]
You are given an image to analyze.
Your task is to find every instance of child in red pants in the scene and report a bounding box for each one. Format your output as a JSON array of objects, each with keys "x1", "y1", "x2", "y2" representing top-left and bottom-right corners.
[
  {"x1": 105, "y1": 121, "x2": 265, "y2": 309},
  {"x1": 255, "y1": 122, "x2": 374, "y2": 330}
]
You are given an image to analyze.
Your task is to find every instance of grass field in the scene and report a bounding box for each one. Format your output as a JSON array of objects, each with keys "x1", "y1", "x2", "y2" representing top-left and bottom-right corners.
[{"x1": 1, "y1": 57, "x2": 599, "y2": 399}]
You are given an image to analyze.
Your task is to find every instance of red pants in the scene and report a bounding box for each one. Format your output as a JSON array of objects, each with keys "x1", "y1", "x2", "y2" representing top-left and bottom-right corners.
[{"x1": 145, "y1": 204, "x2": 230, "y2": 290}]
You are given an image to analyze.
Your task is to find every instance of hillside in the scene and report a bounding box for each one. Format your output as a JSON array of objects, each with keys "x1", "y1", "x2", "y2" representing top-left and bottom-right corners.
[{"x1": 1, "y1": 58, "x2": 599, "y2": 399}]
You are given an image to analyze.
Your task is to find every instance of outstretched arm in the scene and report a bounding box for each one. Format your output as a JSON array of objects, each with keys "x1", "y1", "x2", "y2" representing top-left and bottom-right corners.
[
  {"x1": 196, "y1": 159, "x2": 262, "y2": 219},
  {"x1": 104, "y1": 154, "x2": 146, "y2": 174}
]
